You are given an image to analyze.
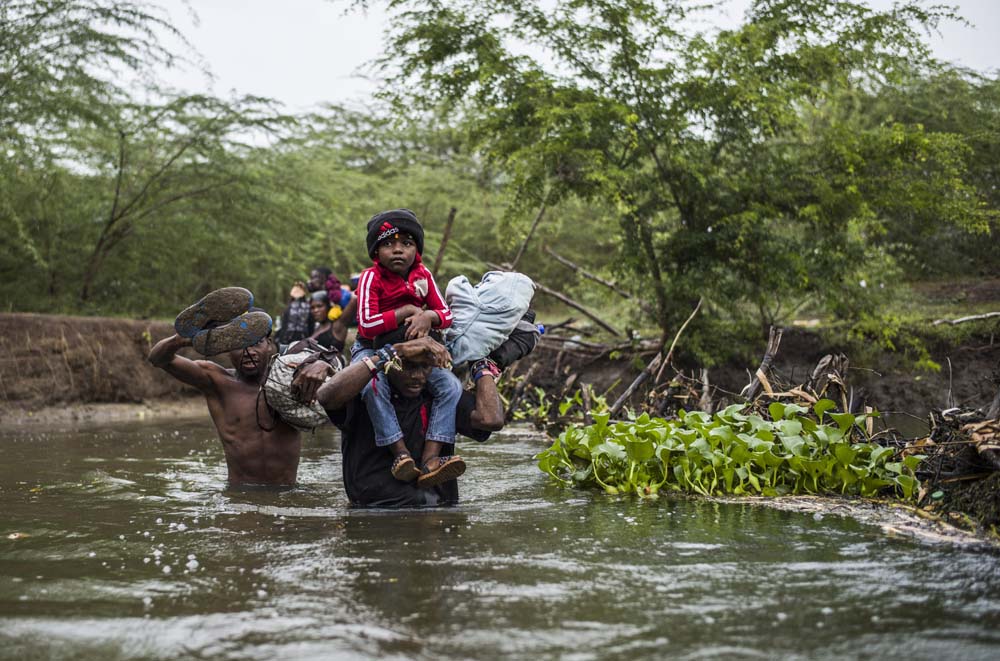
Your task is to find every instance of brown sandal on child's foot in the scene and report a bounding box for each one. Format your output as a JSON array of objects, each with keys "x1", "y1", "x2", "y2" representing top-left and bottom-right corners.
[
  {"x1": 417, "y1": 455, "x2": 466, "y2": 489},
  {"x1": 391, "y1": 452, "x2": 420, "y2": 482}
]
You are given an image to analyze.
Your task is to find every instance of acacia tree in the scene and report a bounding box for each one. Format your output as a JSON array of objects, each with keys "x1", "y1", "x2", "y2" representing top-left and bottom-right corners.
[
  {"x1": 0, "y1": 0, "x2": 184, "y2": 296},
  {"x1": 0, "y1": 2, "x2": 322, "y2": 311},
  {"x1": 367, "y1": 0, "x2": 991, "y2": 346},
  {"x1": 72, "y1": 94, "x2": 295, "y2": 301},
  {"x1": 0, "y1": 0, "x2": 183, "y2": 144}
]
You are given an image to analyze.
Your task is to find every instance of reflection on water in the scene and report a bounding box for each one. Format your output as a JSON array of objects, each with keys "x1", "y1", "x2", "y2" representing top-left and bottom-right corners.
[{"x1": 1, "y1": 418, "x2": 999, "y2": 660}]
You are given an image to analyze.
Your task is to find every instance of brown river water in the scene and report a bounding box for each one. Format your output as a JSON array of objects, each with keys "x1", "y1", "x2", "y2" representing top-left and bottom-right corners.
[{"x1": 1, "y1": 417, "x2": 999, "y2": 660}]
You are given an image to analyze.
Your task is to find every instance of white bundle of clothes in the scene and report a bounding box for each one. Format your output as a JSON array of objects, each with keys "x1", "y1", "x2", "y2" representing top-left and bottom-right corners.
[{"x1": 444, "y1": 270, "x2": 536, "y2": 368}]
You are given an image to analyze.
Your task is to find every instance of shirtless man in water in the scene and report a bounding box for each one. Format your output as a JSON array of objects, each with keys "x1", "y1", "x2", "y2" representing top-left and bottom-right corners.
[
  {"x1": 148, "y1": 332, "x2": 334, "y2": 486},
  {"x1": 148, "y1": 288, "x2": 335, "y2": 486}
]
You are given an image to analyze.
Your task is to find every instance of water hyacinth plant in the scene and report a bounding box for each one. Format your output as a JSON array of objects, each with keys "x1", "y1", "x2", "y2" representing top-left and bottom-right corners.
[{"x1": 536, "y1": 401, "x2": 923, "y2": 499}]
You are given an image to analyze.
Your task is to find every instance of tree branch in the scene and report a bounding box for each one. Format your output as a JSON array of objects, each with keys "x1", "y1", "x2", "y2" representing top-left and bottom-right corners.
[{"x1": 509, "y1": 201, "x2": 547, "y2": 270}]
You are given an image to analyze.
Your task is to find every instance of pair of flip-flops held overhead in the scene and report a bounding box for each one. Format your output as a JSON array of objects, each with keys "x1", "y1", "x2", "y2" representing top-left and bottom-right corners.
[{"x1": 174, "y1": 287, "x2": 272, "y2": 356}]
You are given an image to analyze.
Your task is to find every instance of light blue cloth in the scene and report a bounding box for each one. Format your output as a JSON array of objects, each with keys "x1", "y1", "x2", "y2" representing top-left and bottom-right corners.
[{"x1": 445, "y1": 271, "x2": 535, "y2": 367}]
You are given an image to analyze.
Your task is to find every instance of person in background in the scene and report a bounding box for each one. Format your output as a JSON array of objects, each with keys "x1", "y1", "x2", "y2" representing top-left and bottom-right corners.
[
  {"x1": 276, "y1": 281, "x2": 313, "y2": 347},
  {"x1": 308, "y1": 290, "x2": 347, "y2": 352},
  {"x1": 309, "y1": 265, "x2": 355, "y2": 326}
]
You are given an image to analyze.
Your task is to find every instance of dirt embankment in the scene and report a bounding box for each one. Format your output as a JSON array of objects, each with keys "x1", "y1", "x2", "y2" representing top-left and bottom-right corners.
[
  {"x1": 2, "y1": 312, "x2": 997, "y2": 426},
  {"x1": 0, "y1": 313, "x2": 208, "y2": 424},
  {"x1": 516, "y1": 327, "x2": 1000, "y2": 419}
]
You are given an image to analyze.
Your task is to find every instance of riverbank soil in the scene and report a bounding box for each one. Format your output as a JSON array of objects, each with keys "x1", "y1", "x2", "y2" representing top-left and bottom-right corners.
[
  {"x1": 0, "y1": 313, "x2": 208, "y2": 424},
  {"x1": 5, "y1": 310, "x2": 996, "y2": 423},
  {"x1": 512, "y1": 326, "x2": 1000, "y2": 422}
]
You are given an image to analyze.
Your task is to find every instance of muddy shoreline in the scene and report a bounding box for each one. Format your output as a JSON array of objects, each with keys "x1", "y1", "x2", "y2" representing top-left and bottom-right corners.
[
  {"x1": 2, "y1": 398, "x2": 206, "y2": 426},
  {"x1": 0, "y1": 313, "x2": 218, "y2": 425}
]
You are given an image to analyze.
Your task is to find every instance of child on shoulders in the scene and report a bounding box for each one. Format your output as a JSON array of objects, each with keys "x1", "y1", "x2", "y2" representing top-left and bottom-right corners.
[{"x1": 353, "y1": 209, "x2": 465, "y2": 488}]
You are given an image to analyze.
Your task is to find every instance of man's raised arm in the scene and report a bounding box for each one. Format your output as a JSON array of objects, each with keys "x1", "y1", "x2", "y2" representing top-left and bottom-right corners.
[
  {"x1": 148, "y1": 334, "x2": 215, "y2": 392},
  {"x1": 468, "y1": 359, "x2": 505, "y2": 431}
]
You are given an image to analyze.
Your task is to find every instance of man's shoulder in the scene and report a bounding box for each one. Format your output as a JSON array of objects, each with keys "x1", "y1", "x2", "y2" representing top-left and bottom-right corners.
[
  {"x1": 203, "y1": 364, "x2": 261, "y2": 396},
  {"x1": 197, "y1": 361, "x2": 235, "y2": 378},
  {"x1": 180, "y1": 358, "x2": 234, "y2": 386}
]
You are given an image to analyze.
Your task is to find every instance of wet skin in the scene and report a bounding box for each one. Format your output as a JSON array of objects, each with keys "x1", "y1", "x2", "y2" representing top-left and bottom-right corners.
[{"x1": 148, "y1": 334, "x2": 333, "y2": 486}]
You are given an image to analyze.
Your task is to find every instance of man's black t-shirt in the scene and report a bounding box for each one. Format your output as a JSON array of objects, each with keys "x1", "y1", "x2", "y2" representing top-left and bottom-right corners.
[{"x1": 327, "y1": 390, "x2": 490, "y2": 508}]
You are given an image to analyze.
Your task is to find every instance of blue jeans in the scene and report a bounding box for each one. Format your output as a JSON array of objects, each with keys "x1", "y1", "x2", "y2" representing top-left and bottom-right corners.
[{"x1": 351, "y1": 343, "x2": 462, "y2": 448}]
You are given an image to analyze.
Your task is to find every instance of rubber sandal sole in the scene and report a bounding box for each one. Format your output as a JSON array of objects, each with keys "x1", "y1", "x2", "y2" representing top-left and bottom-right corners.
[
  {"x1": 417, "y1": 456, "x2": 466, "y2": 489},
  {"x1": 174, "y1": 287, "x2": 254, "y2": 338},
  {"x1": 192, "y1": 311, "x2": 272, "y2": 356},
  {"x1": 391, "y1": 455, "x2": 420, "y2": 482}
]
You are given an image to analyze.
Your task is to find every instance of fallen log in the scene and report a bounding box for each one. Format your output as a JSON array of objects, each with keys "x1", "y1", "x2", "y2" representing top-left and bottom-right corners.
[
  {"x1": 543, "y1": 245, "x2": 636, "y2": 302},
  {"x1": 932, "y1": 311, "x2": 1000, "y2": 326},
  {"x1": 533, "y1": 281, "x2": 623, "y2": 337},
  {"x1": 545, "y1": 318, "x2": 577, "y2": 332},
  {"x1": 539, "y1": 335, "x2": 610, "y2": 351}
]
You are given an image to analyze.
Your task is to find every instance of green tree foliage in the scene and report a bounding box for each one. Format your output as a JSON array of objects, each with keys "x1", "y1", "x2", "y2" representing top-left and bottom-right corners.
[
  {"x1": 0, "y1": 0, "x2": 182, "y2": 147},
  {"x1": 0, "y1": 3, "x2": 353, "y2": 315},
  {"x1": 369, "y1": 0, "x2": 994, "y2": 352},
  {"x1": 2, "y1": 0, "x2": 997, "y2": 356},
  {"x1": 855, "y1": 68, "x2": 1000, "y2": 277},
  {"x1": 70, "y1": 94, "x2": 299, "y2": 302}
]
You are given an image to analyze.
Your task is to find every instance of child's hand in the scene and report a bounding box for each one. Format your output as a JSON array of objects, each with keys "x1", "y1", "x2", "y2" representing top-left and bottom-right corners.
[
  {"x1": 394, "y1": 304, "x2": 422, "y2": 324},
  {"x1": 403, "y1": 311, "x2": 434, "y2": 339}
]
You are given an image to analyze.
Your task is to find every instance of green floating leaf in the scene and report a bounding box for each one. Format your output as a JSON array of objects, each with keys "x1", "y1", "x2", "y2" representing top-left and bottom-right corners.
[
  {"x1": 829, "y1": 412, "x2": 856, "y2": 432},
  {"x1": 536, "y1": 405, "x2": 919, "y2": 500},
  {"x1": 813, "y1": 399, "x2": 837, "y2": 421}
]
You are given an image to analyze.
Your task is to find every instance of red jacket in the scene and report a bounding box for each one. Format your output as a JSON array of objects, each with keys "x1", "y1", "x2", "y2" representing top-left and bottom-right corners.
[{"x1": 356, "y1": 258, "x2": 453, "y2": 339}]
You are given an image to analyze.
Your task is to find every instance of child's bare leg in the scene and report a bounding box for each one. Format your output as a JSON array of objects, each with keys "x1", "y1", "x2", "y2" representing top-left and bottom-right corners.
[{"x1": 420, "y1": 439, "x2": 444, "y2": 468}]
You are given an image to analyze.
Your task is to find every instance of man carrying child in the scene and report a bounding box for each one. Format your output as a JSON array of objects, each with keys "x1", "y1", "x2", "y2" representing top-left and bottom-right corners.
[{"x1": 353, "y1": 209, "x2": 465, "y2": 488}]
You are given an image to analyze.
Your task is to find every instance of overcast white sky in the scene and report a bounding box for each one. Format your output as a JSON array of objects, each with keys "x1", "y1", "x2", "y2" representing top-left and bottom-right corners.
[{"x1": 152, "y1": 0, "x2": 1000, "y2": 113}]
